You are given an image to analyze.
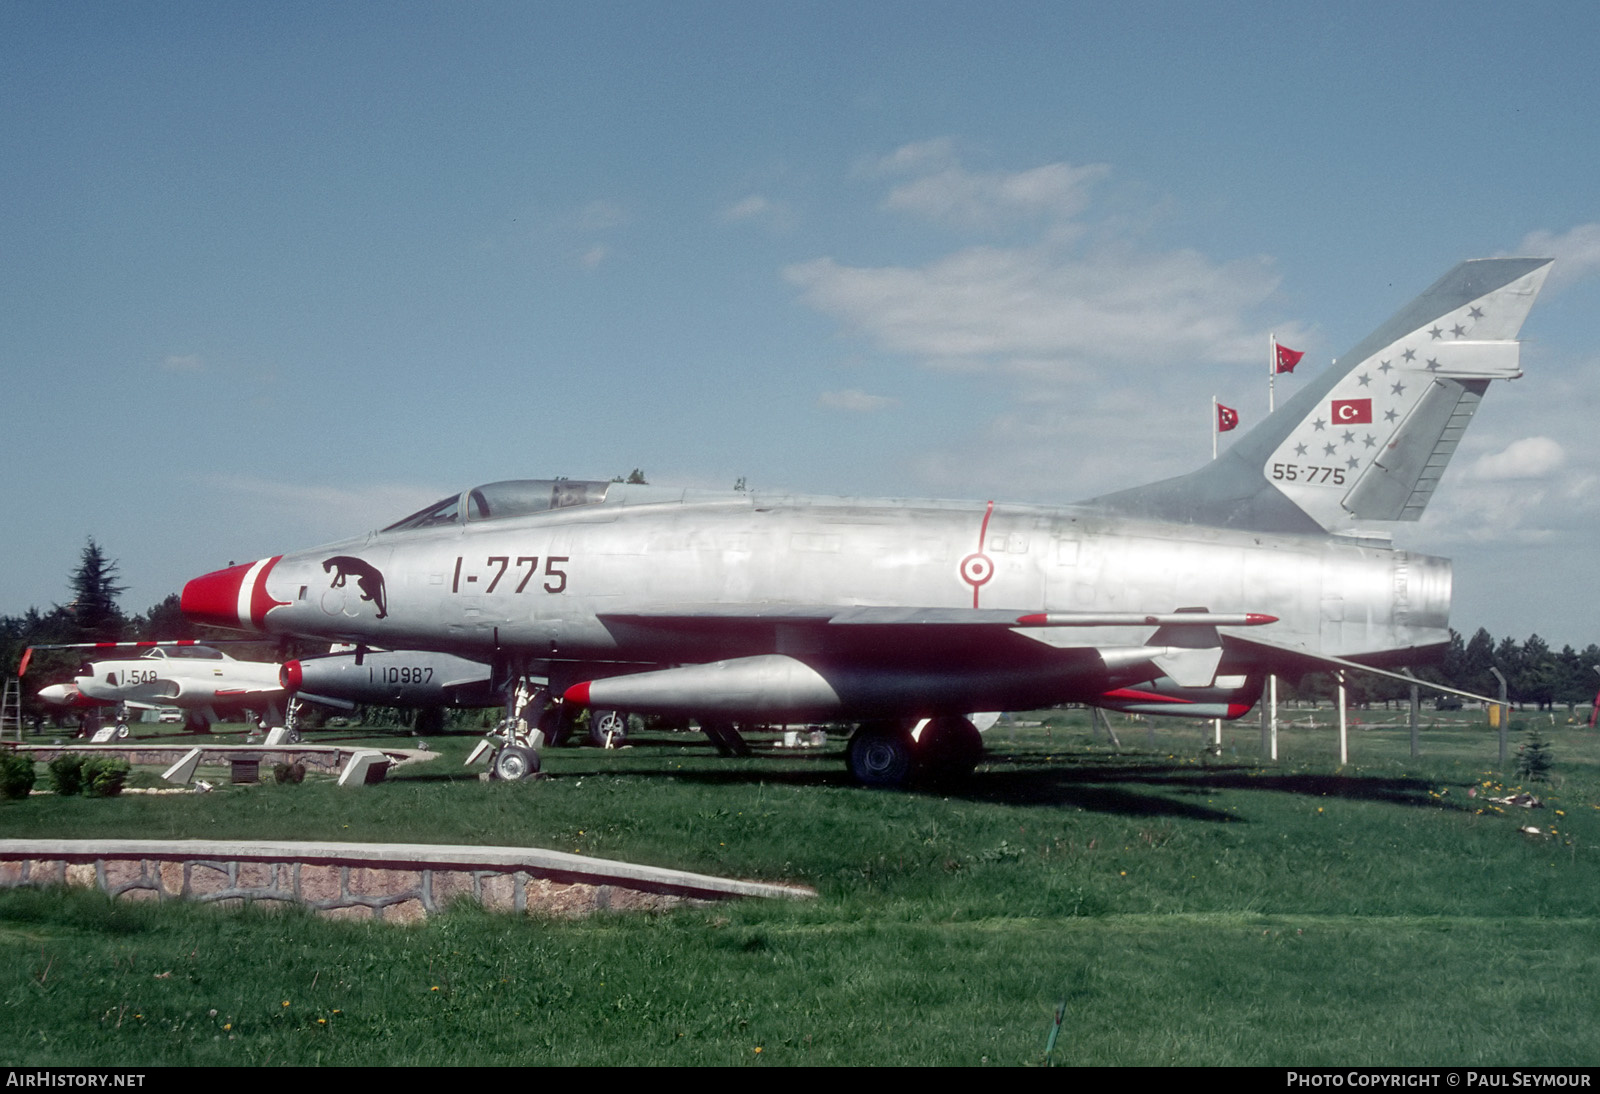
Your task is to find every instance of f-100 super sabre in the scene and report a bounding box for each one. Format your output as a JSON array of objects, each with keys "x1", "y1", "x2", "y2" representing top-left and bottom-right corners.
[{"x1": 181, "y1": 258, "x2": 1553, "y2": 784}]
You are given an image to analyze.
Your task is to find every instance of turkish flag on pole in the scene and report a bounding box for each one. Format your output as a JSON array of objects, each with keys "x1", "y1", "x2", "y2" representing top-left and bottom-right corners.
[
  {"x1": 1217, "y1": 403, "x2": 1239, "y2": 432},
  {"x1": 1275, "y1": 343, "x2": 1305, "y2": 373}
]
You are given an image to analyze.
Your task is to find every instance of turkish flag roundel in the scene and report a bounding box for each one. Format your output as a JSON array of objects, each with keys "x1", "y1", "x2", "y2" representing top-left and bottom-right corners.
[{"x1": 1331, "y1": 398, "x2": 1372, "y2": 424}]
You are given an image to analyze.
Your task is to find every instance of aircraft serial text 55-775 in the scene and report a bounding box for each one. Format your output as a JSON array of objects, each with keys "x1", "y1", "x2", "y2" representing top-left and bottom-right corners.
[{"x1": 181, "y1": 258, "x2": 1553, "y2": 785}]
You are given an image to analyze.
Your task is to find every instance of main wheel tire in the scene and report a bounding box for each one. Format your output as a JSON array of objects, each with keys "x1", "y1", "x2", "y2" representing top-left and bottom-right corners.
[
  {"x1": 915, "y1": 716, "x2": 983, "y2": 784},
  {"x1": 848, "y1": 722, "x2": 915, "y2": 787},
  {"x1": 492, "y1": 745, "x2": 540, "y2": 781},
  {"x1": 114, "y1": 723, "x2": 131, "y2": 740},
  {"x1": 589, "y1": 709, "x2": 628, "y2": 747}
]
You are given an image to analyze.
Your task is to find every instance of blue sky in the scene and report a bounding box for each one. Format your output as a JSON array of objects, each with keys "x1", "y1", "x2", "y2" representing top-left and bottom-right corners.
[{"x1": 4, "y1": 1, "x2": 1598, "y2": 646}]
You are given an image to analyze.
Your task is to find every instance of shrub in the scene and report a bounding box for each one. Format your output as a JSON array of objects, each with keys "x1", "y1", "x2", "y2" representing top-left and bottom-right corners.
[
  {"x1": 0, "y1": 752, "x2": 36, "y2": 800},
  {"x1": 82, "y1": 756, "x2": 131, "y2": 798},
  {"x1": 1515, "y1": 727, "x2": 1554, "y2": 783},
  {"x1": 48, "y1": 754, "x2": 87, "y2": 796},
  {"x1": 273, "y1": 762, "x2": 306, "y2": 785}
]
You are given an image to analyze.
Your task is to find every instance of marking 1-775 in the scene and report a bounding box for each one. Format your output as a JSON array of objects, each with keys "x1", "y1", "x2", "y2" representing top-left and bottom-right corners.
[{"x1": 451, "y1": 555, "x2": 569, "y2": 594}]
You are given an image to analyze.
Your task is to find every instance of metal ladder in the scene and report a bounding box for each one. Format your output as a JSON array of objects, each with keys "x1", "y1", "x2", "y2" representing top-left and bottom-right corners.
[{"x1": 0, "y1": 677, "x2": 22, "y2": 743}]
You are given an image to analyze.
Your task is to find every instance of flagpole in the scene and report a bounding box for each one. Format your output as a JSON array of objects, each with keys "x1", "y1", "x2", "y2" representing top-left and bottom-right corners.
[
  {"x1": 1269, "y1": 332, "x2": 1277, "y2": 414},
  {"x1": 1211, "y1": 396, "x2": 1218, "y2": 460}
]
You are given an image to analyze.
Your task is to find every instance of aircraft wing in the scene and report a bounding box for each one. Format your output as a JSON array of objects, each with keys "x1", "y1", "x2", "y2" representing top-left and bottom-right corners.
[{"x1": 600, "y1": 605, "x2": 1276, "y2": 629}]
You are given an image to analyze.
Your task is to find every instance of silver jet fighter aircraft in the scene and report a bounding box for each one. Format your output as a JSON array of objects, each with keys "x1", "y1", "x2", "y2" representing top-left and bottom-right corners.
[{"x1": 181, "y1": 258, "x2": 1553, "y2": 784}]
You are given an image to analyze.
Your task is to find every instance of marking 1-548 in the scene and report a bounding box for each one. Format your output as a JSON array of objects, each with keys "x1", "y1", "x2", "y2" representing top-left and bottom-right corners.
[{"x1": 451, "y1": 556, "x2": 569, "y2": 594}]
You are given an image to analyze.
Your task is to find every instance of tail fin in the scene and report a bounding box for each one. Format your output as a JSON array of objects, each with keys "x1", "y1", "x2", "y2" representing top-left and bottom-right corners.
[{"x1": 1087, "y1": 258, "x2": 1554, "y2": 534}]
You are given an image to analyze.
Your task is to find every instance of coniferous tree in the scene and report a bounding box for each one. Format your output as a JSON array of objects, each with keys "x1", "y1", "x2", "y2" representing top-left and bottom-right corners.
[{"x1": 63, "y1": 538, "x2": 126, "y2": 642}]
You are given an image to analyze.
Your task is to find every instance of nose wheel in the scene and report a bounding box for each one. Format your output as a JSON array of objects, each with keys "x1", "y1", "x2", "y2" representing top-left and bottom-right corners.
[
  {"x1": 492, "y1": 745, "x2": 540, "y2": 781},
  {"x1": 472, "y1": 677, "x2": 550, "y2": 781}
]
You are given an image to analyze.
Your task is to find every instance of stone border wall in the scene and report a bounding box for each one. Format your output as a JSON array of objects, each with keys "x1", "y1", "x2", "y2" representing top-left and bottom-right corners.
[{"x1": 0, "y1": 840, "x2": 814, "y2": 923}]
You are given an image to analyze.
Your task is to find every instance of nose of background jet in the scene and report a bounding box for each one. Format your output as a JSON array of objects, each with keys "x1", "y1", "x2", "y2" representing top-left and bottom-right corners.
[{"x1": 181, "y1": 556, "x2": 285, "y2": 631}]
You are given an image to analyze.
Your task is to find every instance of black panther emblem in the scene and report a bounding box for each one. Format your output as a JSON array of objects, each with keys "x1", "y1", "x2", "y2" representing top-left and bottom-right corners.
[{"x1": 323, "y1": 556, "x2": 388, "y2": 619}]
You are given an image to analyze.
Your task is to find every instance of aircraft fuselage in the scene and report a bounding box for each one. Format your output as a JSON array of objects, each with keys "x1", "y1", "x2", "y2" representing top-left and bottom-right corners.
[{"x1": 184, "y1": 486, "x2": 1448, "y2": 720}]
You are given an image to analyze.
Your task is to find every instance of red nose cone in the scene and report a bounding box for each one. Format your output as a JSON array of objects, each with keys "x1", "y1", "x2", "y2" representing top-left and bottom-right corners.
[
  {"x1": 182, "y1": 563, "x2": 252, "y2": 629},
  {"x1": 280, "y1": 661, "x2": 303, "y2": 692},
  {"x1": 562, "y1": 681, "x2": 592, "y2": 707},
  {"x1": 181, "y1": 556, "x2": 287, "y2": 631}
]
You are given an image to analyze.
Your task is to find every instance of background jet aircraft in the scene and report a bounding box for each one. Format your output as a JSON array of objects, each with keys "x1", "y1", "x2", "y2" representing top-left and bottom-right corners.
[
  {"x1": 181, "y1": 258, "x2": 1554, "y2": 785},
  {"x1": 26, "y1": 641, "x2": 496, "y2": 737},
  {"x1": 33, "y1": 643, "x2": 283, "y2": 735}
]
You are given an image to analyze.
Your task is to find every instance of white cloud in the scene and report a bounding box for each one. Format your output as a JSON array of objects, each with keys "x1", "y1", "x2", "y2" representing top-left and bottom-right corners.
[
  {"x1": 1467, "y1": 436, "x2": 1565, "y2": 481},
  {"x1": 577, "y1": 244, "x2": 609, "y2": 270},
  {"x1": 783, "y1": 141, "x2": 1315, "y2": 503},
  {"x1": 883, "y1": 161, "x2": 1109, "y2": 234},
  {"x1": 788, "y1": 142, "x2": 1292, "y2": 390},
  {"x1": 162, "y1": 354, "x2": 204, "y2": 372},
  {"x1": 722, "y1": 193, "x2": 795, "y2": 232},
  {"x1": 818, "y1": 388, "x2": 896, "y2": 413},
  {"x1": 786, "y1": 245, "x2": 1281, "y2": 379},
  {"x1": 861, "y1": 138, "x2": 1111, "y2": 235},
  {"x1": 724, "y1": 194, "x2": 772, "y2": 221},
  {"x1": 866, "y1": 137, "x2": 959, "y2": 177},
  {"x1": 1515, "y1": 223, "x2": 1600, "y2": 289}
]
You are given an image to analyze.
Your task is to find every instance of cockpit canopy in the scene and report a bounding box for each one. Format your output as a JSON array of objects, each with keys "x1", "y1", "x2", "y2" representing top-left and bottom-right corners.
[
  {"x1": 145, "y1": 645, "x2": 226, "y2": 660},
  {"x1": 382, "y1": 480, "x2": 612, "y2": 532}
]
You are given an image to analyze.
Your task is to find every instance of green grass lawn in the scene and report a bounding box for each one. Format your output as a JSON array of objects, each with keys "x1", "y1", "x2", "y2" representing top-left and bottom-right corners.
[{"x1": 2, "y1": 709, "x2": 1597, "y2": 1065}]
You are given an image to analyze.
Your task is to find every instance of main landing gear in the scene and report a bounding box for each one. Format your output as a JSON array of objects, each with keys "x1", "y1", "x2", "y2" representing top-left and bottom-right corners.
[
  {"x1": 847, "y1": 716, "x2": 984, "y2": 788},
  {"x1": 588, "y1": 708, "x2": 629, "y2": 748}
]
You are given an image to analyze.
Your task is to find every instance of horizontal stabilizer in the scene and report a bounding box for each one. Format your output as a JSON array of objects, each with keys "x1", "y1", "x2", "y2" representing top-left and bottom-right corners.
[{"x1": 1231, "y1": 634, "x2": 1499, "y2": 707}]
